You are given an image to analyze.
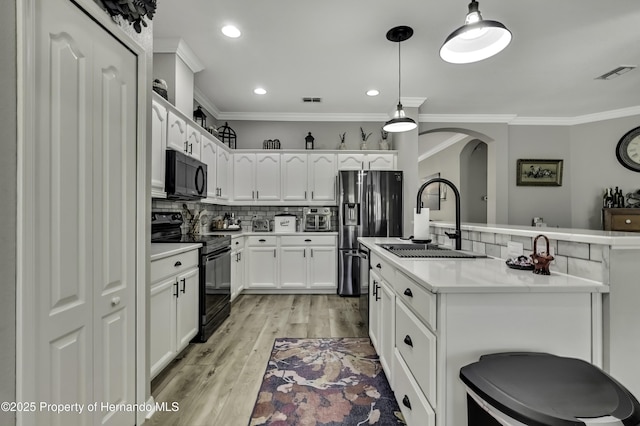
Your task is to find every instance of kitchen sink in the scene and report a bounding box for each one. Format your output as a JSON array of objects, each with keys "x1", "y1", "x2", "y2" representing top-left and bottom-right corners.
[{"x1": 377, "y1": 243, "x2": 486, "y2": 259}]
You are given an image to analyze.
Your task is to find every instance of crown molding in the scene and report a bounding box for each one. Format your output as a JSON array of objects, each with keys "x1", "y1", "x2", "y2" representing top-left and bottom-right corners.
[
  {"x1": 400, "y1": 97, "x2": 428, "y2": 108},
  {"x1": 419, "y1": 114, "x2": 517, "y2": 124},
  {"x1": 217, "y1": 112, "x2": 391, "y2": 122},
  {"x1": 153, "y1": 38, "x2": 204, "y2": 73},
  {"x1": 193, "y1": 87, "x2": 220, "y2": 119}
]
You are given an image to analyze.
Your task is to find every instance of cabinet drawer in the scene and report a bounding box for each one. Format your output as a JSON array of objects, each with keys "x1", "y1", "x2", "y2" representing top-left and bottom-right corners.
[
  {"x1": 611, "y1": 215, "x2": 640, "y2": 232},
  {"x1": 280, "y1": 235, "x2": 336, "y2": 246},
  {"x1": 396, "y1": 300, "x2": 437, "y2": 405},
  {"x1": 393, "y1": 348, "x2": 436, "y2": 426},
  {"x1": 231, "y1": 236, "x2": 245, "y2": 250},
  {"x1": 246, "y1": 236, "x2": 277, "y2": 246},
  {"x1": 151, "y1": 250, "x2": 198, "y2": 283},
  {"x1": 370, "y1": 252, "x2": 395, "y2": 284},
  {"x1": 395, "y1": 271, "x2": 437, "y2": 330}
]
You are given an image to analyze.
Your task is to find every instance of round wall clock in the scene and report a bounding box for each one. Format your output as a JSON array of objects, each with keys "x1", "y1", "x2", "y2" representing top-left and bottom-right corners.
[{"x1": 616, "y1": 126, "x2": 640, "y2": 172}]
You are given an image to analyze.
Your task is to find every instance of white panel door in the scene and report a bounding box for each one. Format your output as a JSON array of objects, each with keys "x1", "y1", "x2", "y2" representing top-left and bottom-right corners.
[
  {"x1": 201, "y1": 136, "x2": 218, "y2": 201},
  {"x1": 247, "y1": 246, "x2": 278, "y2": 288},
  {"x1": 186, "y1": 123, "x2": 202, "y2": 160},
  {"x1": 282, "y1": 153, "x2": 308, "y2": 201},
  {"x1": 280, "y1": 247, "x2": 307, "y2": 288},
  {"x1": 167, "y1": 111, "x2": 187, "y2": 154},
  {"x1": 308, "y1": 246, "x2": 337, "y2": 289},
  {"x1": 176, "y1": 268, "x2": 199, "y2": 352},
  {"x1": 216, "y1": 148, "x2": 231, "y2": 201},
  {"x1": 151, "y1": 100, "x2": 167, "y2": 197},
  {"x1": 308, "y1": 153, "x2": 336, "y2": 202},
  {"x1": 256, "y1": 153, "x2": 281, "y2": 200},
  {"x1": 33, "y1": 0, "x2": 137, "y2": 424},
  {"x1": 233, "y1": 153, "x2": 256, "y2": 201},
  {"x1": 91, "y1": 31, "x2": 137, "y2": 426}
]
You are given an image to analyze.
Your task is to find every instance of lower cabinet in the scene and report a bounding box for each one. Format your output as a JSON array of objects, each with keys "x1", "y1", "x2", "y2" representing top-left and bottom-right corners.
[
  {"x1": 230, "y1": 236, "x2": 245, "y2": 301},
  {"x1": 246, "y1": 234, "x2": 337, "y2": 292},
  {"x1": 393, "y1": 349, "x2": 436, "y2": 426},
  {"x1": 150, "y1": 249, "x2": 200, "y2": 379},
  {"x1": 369, "y1": 270, "x2": 395, "y2": 380}
]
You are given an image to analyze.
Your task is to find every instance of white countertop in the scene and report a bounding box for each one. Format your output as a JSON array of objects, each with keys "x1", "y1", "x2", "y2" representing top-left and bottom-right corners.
[
  {"x1": 359, "y1": 237, "x2": 608, "y2": 294},
  {"x1": 150, "y1": 243, "x2": 202, "y2": 261},
  {"x1": 200, "y1": 230, "x2": 338, "y2": 237},
  {"x1": 429, "y1": 221, "x2": 640, "y2": 247}
]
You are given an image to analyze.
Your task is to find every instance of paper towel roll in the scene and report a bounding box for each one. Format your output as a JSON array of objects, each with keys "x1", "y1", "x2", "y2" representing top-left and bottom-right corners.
[{"x1": 413, "y1": 208, "x2": 430, "y2": 240}]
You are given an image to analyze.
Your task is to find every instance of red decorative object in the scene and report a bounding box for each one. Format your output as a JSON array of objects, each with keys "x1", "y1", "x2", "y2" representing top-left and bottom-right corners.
[{"x1": 530, "y1": 234, "x2": 554, "y2": 275}]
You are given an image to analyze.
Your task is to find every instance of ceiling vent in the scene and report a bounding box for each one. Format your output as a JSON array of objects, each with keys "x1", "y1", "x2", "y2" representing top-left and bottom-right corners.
[
  {"x1": 595, "y1": 65, "x2": 636, "y2": 80},
  {"x1": 302, "y1": 97, "x2": 322, "y2": 103}
]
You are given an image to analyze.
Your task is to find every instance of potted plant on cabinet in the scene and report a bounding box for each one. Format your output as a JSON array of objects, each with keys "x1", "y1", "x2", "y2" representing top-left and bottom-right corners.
[{"x1": 360, "y1": 127, "x2": 371, "y2": 150}]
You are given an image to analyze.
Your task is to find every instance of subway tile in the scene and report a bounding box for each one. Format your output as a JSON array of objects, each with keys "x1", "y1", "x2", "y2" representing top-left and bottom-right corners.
[
  {"x1": 567, "y1": 258, "x2": 603, "y2": 282},
  {"x1": 462, "y1": 239, "x2": 473, "y2": 251},
  {"x1": 485, "y1": 243, "x2": 501, "y2": 258},
  {"x1": 472, "y1": 241, "x2": 486, "y2": 254},
  {"x1": 552, "y1": 255, "x2": 568, "y2": 274},
  {"x1": 557, "y1": 241, "x2": 589, "y2": 259},
  {"x1": 500, "y1": 246, "x2": 510, "y2": 260},
  {"x1": 590, "y1": 245, "x2": 604, "y2": 262},
  {"x1": 480, "y1": 232, "x2": 496, "y2": 244},
  {"x1": 469, "y1": 231, "x2": 481, "y2": 241},
  {"x1": 496, "y1": 233, "x2": 511, "y2": 246},
  {"x1": 462, "y1": 230, "x2": 469, "y2": 240},
  {"x1": 511, "y1": 235, "x2": 532, "y2": 250}
]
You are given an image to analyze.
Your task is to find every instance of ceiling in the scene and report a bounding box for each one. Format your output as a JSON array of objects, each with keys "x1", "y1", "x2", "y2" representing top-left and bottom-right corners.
[{"x1": 152, "y1": 0, "x2": 640, "y2": 122}]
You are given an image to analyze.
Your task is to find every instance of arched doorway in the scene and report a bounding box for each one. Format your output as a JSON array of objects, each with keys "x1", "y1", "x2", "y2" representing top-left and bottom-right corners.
[{"x1": 460, "y1": 140, "x2": 488, "y2": 223}]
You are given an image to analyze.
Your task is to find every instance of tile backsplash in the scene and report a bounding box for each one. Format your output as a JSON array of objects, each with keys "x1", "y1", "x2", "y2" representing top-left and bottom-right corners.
[{"x1": 151, "y1": 199, "x2": 338, "y2": 232}]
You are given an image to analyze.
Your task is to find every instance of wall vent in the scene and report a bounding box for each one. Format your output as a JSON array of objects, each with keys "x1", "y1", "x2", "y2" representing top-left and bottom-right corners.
[
  {"x1": 302, "y1": 97, "x2": 322, "y2": 103},
  {"x1": 595, "y1": 65, "x2": 636, "y2": 80}
]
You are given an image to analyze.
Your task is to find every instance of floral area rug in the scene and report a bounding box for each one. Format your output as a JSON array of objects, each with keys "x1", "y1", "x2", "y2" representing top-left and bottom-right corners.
[{"x1": 248, "y1": 338, "x2": 406, "y2": 426}]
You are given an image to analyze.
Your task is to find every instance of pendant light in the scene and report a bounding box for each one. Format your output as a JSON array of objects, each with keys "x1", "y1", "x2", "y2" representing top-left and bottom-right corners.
[
  {"x1": 440, "y1": 0, "x2": 512, "y2": 64},
  {"x1": 383, "y1": 26, "x2": 417, "y2": 133}
]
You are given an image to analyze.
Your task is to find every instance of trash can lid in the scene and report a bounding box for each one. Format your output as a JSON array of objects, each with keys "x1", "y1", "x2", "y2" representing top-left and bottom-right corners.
[{"x1": 460, "y1": 352, "x2": 640, "y2": 426}]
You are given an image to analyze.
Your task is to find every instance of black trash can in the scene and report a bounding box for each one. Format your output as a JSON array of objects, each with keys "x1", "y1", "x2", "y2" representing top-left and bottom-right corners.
[{"x1": 460, "y1": 352, "x2": 640, "y2": 426}]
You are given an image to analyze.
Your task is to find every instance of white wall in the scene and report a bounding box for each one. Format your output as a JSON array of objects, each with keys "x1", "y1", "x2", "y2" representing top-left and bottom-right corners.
[
  {"x1": 507, "y1": 125, "x2": 572, "y2": 227},
  {"x1": 419, "y1": 140, "x2": 464, "y2": 223},
  {"x1": 0, "y1": 1, "x2": 16, "y2": 423}
]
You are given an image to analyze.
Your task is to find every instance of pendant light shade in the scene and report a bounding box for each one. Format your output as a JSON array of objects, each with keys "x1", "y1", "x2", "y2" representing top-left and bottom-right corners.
[
  {"x1": 440, "y1": 0, "x2": 512, "y2": 64},
  {"x1": 384, "y1": 26, "x2": 417, "y2": 133}
]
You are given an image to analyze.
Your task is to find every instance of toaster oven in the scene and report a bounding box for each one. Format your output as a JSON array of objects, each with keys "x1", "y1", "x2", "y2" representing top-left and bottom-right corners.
[{"x1": 303, "y1": 207, "x2": 332, "y2": 232}]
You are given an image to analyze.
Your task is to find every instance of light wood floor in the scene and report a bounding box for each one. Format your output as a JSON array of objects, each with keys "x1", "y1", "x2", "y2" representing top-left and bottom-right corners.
[{"x1": 149, "y1": 294, "x2": 368, "y2": 426}]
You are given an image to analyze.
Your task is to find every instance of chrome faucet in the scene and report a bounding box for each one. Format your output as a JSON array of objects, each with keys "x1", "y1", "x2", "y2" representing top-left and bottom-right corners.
[{"x1": 416, "y1": 178, "x2": 462, "y2": 250}]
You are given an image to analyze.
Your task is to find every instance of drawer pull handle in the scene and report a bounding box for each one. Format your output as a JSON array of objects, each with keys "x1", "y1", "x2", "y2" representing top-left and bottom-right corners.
[
  {"x1": 404, "y1": 335, "x2": 413, "y2": 347},
  {"x1": 174, "y1": 261, "x2": 182, "y2": 267},
  {"x1": 305, "y1": 239, "x2": 312, "y2": 242},
  {"x1": 376, "y1": 263, "x2": 382, "y2": 269},
  {"x1": 404, "y1": 288, "x2": 413, "y2": 297},
  {"x1": 259, "y1": 239, "x2": 266, "y2": 242},
  {"x1": 626, "y1": 219, "x2": 632, "y2": 224},
  {"x1": 235, "y1": 241, "x2": 239, "y2": 245},
  {"x1": 402, "y1": 395, "x2": 412, "y2": 410}
]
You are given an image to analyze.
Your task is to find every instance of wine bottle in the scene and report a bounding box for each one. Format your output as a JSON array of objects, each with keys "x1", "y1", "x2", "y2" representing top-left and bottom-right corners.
[
  {"x1": 613, "y1": 186, "x2": 620, "y2": 208},
  {"x1": 604, "y1": 188, "x2": 613, "y2": 208}
]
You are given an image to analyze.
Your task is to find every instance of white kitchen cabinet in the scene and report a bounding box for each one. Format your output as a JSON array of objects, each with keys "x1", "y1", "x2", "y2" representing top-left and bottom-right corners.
[
  {"x1": 230, "y1": 236, "x2": 245, "y2": 301},
  {"x1": 280, "y1": 246, "x2": 307, "y2": 288},
  {"x1": 185, "y1": 123, "x2": 202, "y2": 160},
  {"x1": 151, "y1": 98, "x2": 167, "y2": 198},
  {"x1": 369, "y1": 271, "x2": 381, "y2": 351},
  {"x1": 216, "y1": 148, "x2": 231, "y2": 201},
  {"x1": 201, "y1": 135, "x2": 218, "y2": 201},
  {"x1": 167, "y1": 110, "x2": 187, "y2": 155},
  {"x1": 308, "y1": 153, "x2": 337, "y2": 202},
  {"x1": 369, "y1": 269, "x2": 394, "y2": 379},
  {"x1": 246, "y1": 236, "x2": 278, "y2": 288},
  {"x1": 282, "y1": 153, "x2": 308, "y2": 201},
  {"x1": 233, "y1": 153, "x2": 281, "y2": 201},
  {"x1": 308, "y1": 245, "x2": 337, "y2": 289},
  {"x1": 150, "y1": 248, "x2": 200, "y2": 379},
  {"x1": 338, "y1": 152, "x2": 396, "y2": 170}
]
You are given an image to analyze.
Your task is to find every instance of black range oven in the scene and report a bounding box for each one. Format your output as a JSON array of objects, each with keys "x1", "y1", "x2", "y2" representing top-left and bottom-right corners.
[{"x1": 151, "y1": 212, "x2": 231, "y2": 342}]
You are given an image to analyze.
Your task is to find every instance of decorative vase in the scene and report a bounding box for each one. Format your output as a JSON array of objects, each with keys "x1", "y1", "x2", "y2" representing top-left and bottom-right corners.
[
  {"x1": 360, "y1": 141, "x2": 368, "y2": 150},
  {"x1": 339, "y1": 141, "x2": 347, "y2": 150},
  {"x1": 379, "y1": 140, "x2": 390, "y2": 150}
]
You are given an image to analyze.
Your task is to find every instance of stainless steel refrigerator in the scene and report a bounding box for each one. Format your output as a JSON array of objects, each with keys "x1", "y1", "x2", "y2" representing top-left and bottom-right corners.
[{"x1": 338, "y1": 170, "x2": 403, "y2": 296}]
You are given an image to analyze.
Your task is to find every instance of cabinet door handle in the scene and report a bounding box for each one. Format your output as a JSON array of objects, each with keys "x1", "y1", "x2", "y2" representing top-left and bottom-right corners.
[
  {"x1": 402, "y1": 395, "x2": 412, "y2": 410},
  {"x1": 305, "y1": 190, "x2": 307, "y2": 199},
  {"x1": 111, "y1": 296, "x2": 121, "y2": 307},
  {"x1": 184, "y1": 141, "x2": 188, "y2": 152},
  {"x1": 174, "y1": 281, "x2": 179, "y2": 297},
  {"x1": 311, "y1": 191, "x2": 314, "y2": 199},
  {"x1": 174, "y1": 261, "x2": 182, "y2": 267},
  {"x1": 189, "y1": 143, "x2": 193, "y2": 155},
  {"x1": 256, "y1": 191, "x2": 259, "y2": 199},
  {"x1": 368, "y1": 161, "x2": 371, "y2": 169},
  {"x1": 404, "y1": 288, "x2": 413, "y2": 297},
  {"x1": 372, "y1": 281, "x2": 377, "y2": 297},
  {"x1": 403, "y1": 335, "x2": 413, "y2": 347},
  {"x1": 375, "y1": 284, "x2": 380, "y2": 301},
  {"x1": 181, "y1": 278, "x2": 186, "y2": 293},
  {"x1": 303, "y1": 249, "x2": 306, "y2": 258},
  {"x1": 311, "y1": 248, "x2": 314, "y2": 257},
  {"x1": 273, "y1": 249, "x2": 276, "y2": 257},
  {"x1": 235, "y1": 241, "x2": 239, "y2": 245},
  {"x1": 305, "y1": 239, "x2": 312, "y2": 242},
  {"x1": 259, "y1": 239, "x2": 266, "y2": 242},
  {"x1": 239, "y1": 252, "x2": 242, "y2": 261},
  {"x1": 376, "y1": 263, "x2": 382, "y2": 269}
]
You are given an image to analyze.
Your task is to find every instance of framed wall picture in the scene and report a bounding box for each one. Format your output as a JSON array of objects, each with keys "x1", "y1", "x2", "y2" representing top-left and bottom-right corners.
[{"x1": 516, "y1": 159, "x2": 563, "y2": 186}]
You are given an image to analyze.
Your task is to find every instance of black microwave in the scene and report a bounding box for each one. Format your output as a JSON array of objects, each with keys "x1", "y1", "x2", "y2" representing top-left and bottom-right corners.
[{"x1": 165, "y1": 150, "x2": 207, "y2": 200}]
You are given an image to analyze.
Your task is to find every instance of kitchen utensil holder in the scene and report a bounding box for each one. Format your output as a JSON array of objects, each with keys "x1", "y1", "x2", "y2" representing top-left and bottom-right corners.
[{"x1": 530, "y1": 234, "x2": 554, "y2": 275}]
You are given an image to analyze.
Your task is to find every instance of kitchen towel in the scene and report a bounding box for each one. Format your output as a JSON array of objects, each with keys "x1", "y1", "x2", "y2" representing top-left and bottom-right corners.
[{"x1": 413, "y1": 207, "x2": 430, "y2": 240}]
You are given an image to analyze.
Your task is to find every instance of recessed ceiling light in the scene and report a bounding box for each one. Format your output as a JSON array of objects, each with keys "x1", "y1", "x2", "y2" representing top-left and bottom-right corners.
[
  {"x1": 221, "y1": 25, "x2": 241, "y2": 38},
  {"x1": 254, "y1": 88, "x2": 267, "y2": 95},
  {"x1": 366, "y1": 89, "x2": 380, "y2": 97}
]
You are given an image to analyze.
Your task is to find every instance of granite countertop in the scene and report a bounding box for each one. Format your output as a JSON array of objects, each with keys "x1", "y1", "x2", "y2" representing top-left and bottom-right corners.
[
  {"x1": 429, "y1": 221, "x2": 640, "y2": 247},
  {"x1": 359, "y1": 237, "x2": 608, "y2": 294},
  {"x1": 150, "y1": 243, "x2": 202, "y2": 261}
]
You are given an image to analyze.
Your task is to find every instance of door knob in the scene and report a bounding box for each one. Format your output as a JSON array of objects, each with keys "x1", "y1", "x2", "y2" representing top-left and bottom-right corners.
[{"x1": 111, "y1": 296, "x2": 121, "y2": 306}]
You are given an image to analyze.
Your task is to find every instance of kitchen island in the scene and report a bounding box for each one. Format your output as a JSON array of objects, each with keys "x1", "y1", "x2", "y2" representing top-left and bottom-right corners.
[{"x1": 359, "y1": 236, "x2": 609, "y2": 426}]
